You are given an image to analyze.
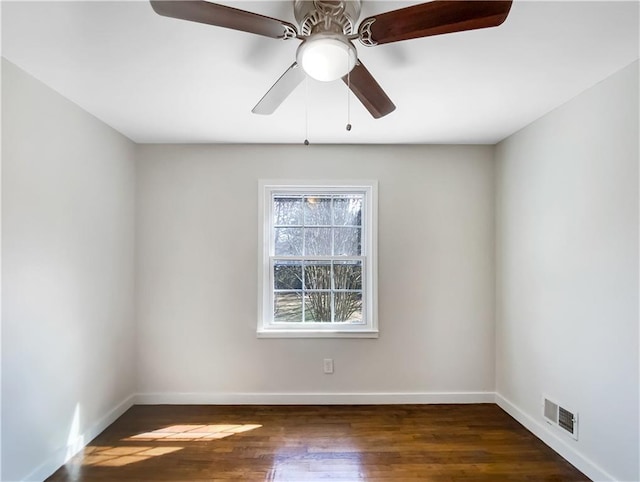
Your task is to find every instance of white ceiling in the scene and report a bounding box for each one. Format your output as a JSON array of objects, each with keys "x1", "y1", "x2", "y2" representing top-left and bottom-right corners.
[{"x1": 2, "y1": 1, "x2": 638, "y2": 144}]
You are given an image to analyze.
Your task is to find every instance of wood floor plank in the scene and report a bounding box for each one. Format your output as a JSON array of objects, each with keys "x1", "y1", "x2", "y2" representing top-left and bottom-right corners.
[{"x1": 46, "y1": 404, "x2": 589, "y2": 481}]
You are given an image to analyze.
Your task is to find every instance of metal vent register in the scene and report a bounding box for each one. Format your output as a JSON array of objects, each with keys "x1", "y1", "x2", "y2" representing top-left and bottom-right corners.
[{"x1": 543, "y1": 397, "x2": 578, "y2": 440}]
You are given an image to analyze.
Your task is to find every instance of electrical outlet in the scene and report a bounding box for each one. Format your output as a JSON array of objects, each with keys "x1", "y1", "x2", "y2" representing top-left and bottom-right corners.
[{"x1": 323, "y1": 358, "x2": 334, "y2": 374}]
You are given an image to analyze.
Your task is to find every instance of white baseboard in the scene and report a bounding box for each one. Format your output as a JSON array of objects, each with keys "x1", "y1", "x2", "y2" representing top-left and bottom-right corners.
[
  {"x1": 135, "y1": 391, "x2": 495, "y2": 405},
  {"x1": 22, "y1": 393, "x2": 136, "y2": 482},
  {"x1": 495, "y1": 393, "x2": 614, "y2": 482}
]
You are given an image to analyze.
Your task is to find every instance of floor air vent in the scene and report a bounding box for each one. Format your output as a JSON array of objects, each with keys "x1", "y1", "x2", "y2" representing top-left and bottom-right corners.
[{"x1": 543, "y1": 397, "x2": 578, "y2": 440}]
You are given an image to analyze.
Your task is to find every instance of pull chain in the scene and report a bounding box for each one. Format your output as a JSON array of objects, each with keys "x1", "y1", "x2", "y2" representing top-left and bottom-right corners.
[
  {"x1": 304, "y1": 76, "x2": 310, "y2": 145},
  {"x1": 346, "y1": 50, "x2": 352, "y2": 132},
  {"x1": 346, "y1": 70, "x2": 352, "y2": 132}
]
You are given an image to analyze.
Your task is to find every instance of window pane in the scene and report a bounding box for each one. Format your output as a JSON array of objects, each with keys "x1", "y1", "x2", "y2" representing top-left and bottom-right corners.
[
  {"x1": 304, "y1": 261, "x2": 331, "y2": 290},
  {"x1": 275, "y1": 228, "x2": 302, "y2": 255},
  {"x1": 333, "y1": 261, "x2": 362, "y2": 290},
  {"x1": 333, "y1": 197, "x2": 362, "y2": 226},
  {"x1": 274, "y1": 197, "x2": 302, "y2": 226},
  {"x1": 274, "y1": 261, "x2": 302, "y2": 290},
  {"x1": 304, "y1": 228, "x2": 332, "y2": 256},
  {"x1": 334, "y1": 227, "x2": 361, "y2": 256},
  {"x1": 304, "y1": 292, "x2": 332, "y2": 322},
  {"x1": 274, "y1": 292, "x2": 303, "y2": 322},
  {"x1": 304, "y1": 197, "x2": 331, "y2": 225},
  {"x1": 334, "y1": 292, "x2": 363, "y2": 322}
]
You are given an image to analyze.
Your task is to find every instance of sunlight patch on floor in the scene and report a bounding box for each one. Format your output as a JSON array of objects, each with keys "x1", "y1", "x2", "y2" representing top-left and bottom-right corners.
[
  {"x1": 124, "y1": 423, "x2": 263, "y2": 441},
  {"x1": 80, "y1": 445, "x2": 182, "y2": 467}
]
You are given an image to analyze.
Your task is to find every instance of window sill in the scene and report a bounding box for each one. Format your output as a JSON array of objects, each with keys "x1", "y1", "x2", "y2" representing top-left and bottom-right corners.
[{"x1": 257, "y1": 329, "x2": 379, "y2": 339}]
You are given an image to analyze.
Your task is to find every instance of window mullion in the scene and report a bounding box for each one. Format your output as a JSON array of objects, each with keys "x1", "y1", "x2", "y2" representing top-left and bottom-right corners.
[
  {"x1": 301, "y1": 259, "x2": 306, "y2": 323},
  {"x1": 330, "y1": 259, "x2": 334, "y2": 323},
  {"x1": 330, "y1": 195, "x2": 334, "y2": 323}
]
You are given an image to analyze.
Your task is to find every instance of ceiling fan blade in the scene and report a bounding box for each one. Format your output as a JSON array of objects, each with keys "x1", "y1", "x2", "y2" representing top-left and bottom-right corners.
[
  {"x1": 343, "y1": 61, "x2": 395, "y2": 119},
  {"x1": 252, "y1": 63, "x2": 306, "y2": 115},
  {"x1": 150, "y1": 1, "x2": 298, "y2": 39},
  {"x1": 358, "y1": 1, "x2": 512, "y2": 45}
]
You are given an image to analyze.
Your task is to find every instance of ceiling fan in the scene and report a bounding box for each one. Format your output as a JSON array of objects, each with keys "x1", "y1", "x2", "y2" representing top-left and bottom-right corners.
[{"x1": 150, "y1": 0, "x2": 513, "y2": 119}]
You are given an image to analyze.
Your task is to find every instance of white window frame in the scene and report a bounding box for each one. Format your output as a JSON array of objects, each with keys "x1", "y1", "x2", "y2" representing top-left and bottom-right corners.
[{"x1": 258, "y1": 180, "x2": 378, "y2": 338}]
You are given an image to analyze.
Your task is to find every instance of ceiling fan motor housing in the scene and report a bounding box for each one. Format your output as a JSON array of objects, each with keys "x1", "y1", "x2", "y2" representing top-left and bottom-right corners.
[{"x1": 294, "y1": 0, "x2": 362, "y2": 35}]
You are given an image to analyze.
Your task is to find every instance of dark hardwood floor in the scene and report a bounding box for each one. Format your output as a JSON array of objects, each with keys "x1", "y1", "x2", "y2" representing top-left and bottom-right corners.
[{"x1": 47, "y1": 404, "x2": 589, "y2": 481}]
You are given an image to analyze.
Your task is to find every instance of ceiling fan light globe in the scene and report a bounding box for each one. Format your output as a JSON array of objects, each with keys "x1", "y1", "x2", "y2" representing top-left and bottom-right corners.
[{"x1": 296, "y1": 34, "x2": 357, "y2": 82}]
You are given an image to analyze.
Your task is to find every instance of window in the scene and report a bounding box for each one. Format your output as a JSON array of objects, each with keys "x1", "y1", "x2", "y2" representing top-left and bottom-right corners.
[{"x1": 258, "y1": 181, "x2": 378, "y2": 338}]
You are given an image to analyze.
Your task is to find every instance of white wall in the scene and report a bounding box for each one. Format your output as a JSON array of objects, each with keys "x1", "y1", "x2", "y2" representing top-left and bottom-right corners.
[
  {"x1": 1, "y1": 59, "x2": 137, "y2": 481},
  {"x1": 495, "y1": 61, "x2": 639, "y2": 481},
  {"x1": 135, "y1": 144, "x2": 496, "y2": 400}
]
